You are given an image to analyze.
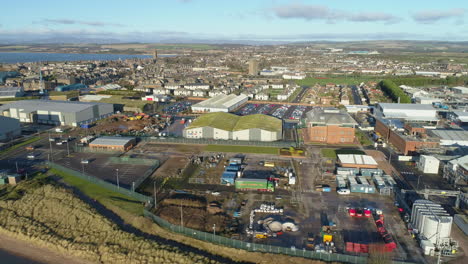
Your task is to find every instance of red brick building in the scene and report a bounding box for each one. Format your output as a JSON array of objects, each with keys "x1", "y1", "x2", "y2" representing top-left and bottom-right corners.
[
  {"x1": 302, "y1": 108, "x2": 358, "y2": 144},
  {"x1": 375, "y1": 119, "x2": 439, "y2": 155}
]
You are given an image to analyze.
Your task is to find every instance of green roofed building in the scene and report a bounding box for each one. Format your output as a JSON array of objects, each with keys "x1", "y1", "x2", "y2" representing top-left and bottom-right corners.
[{"x1": 183, "y1": 112, "x2": 282, "y2": 142}]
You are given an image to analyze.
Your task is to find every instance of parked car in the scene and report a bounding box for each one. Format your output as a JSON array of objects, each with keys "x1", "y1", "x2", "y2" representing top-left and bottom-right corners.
[
  {"x1": 356, "y1": 208, "x2": 363, "y2": 217},
  {"x1": 81, "y1": 159, "x2": 90, "y2": 164},
  {"x1": 27, "y1": 154, "x2": 36, "y2": 159},
  {"x1": 348, "y1": 208, "x2": 356, "y2": 217},
  {"x1": 364, "y1": 209, "x2": 372, "y2": 217},
  {"x1": 337, "y1": 188, "x2": 350, "y2": 195}
]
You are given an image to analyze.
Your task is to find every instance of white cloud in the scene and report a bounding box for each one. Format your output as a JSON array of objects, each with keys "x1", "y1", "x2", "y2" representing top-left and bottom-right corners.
[
  {"x1": 271, "y1": 4, "x2": 399, "y2": 23},
  {"x1": 412, "y1": 8, "x2": 466, "y2": 24},
  {"x1": 40, "y1": 19, "x2": 124, "y2": 27}
]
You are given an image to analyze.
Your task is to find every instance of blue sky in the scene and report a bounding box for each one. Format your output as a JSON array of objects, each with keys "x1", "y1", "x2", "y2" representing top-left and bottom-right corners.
[{"x1": 0, "y1": 0, "x2": 467, "y2": 42}]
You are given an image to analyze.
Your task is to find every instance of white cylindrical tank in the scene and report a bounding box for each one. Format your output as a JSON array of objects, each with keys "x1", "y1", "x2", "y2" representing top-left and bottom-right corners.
[
  {"x1": 269, "y1": 221, "x2": 283, "y2": 232},
  {"x1": 421, "y1": 216, "x2": 453, "y2": 244}
]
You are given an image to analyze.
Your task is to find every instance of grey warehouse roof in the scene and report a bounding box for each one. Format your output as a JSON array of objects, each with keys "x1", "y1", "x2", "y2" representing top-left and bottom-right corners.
[
  {"x1": 0, "y1": 100, "x2": 110, "y2": 113},
  {"x1": 192, "y1": 94, "x2": 247, "y2": 109},
  {"x1": 305, "y1": 108, "x2": 357, "y2": 126},
  {"x1": 430, "y1": 129, "x2": 468, "y2": 141},
  {"x1": 89, "y1": 136, "x2": 135, "y2": 146},
  {"x1": 378, "y1": 103, "x2": 436, "y2": 111}
]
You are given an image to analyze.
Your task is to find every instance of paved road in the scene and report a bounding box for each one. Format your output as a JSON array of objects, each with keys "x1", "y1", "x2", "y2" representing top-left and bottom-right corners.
[
  {"x1": 292, "y1": 86, "x2": 309, "y2": 103},
  {"x1": 350, "y1": 85, "x2": 363, "y2": 105}
]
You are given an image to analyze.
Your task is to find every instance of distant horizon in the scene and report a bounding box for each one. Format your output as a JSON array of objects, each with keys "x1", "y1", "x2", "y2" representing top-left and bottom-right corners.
[
  {"x1": 1, "y1": 39, "x2": 468, "y2": 46},
  {"x1": 0, "y1": 0, "x2": 467, "y2": 43}
]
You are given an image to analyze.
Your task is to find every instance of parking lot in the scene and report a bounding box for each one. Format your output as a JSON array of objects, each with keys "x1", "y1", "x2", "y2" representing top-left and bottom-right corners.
[
  {"x1": 235, "y1": 103, "x2": 312, "y2": 120},
  {"x1": 55, "y1": 152, "x2": 153, "y2": 189}
]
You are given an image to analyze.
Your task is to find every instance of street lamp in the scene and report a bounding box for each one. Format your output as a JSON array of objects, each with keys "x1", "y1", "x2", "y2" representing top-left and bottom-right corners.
[{"x1": 116, "y1": 169, "x2": 120, "y2": 189}]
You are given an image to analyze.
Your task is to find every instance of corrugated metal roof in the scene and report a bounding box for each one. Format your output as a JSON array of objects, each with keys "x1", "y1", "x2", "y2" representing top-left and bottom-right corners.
[
  {"x1": 89, "y1": 136, "x2": 135, "y2": 147},
  {"x1": 0, "y1": 100, "x2": 109, "y2": 113},
  {"x1": 192, "y1": 94, "x2": 247, "y2": 109},
  {"x1": 338, "y1": 154, "x2": 378, "y2": 165}
]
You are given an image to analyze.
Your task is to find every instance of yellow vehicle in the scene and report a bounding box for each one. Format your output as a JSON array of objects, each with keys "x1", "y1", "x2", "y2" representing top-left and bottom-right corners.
[
  {"x1": 255, "y1": 234, "x2": 268, "y2": 239},
  {"x1": 323, "y1": 234, "x2": 333, "y2": 243},
  {"x1": 264, "y1": 162, "x2": 275, "y2": 167}
]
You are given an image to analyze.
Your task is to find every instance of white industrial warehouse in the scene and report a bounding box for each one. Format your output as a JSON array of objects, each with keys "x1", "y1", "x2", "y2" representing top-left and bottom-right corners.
[
  {"x1": 375, "y1": 103, "x2": 438, "y2": 121},
  {"x1": 183, "y1": 112, "x2": 282, "y2": 141},
  {"x1": 191, "y1": 94, "x2": 248, "y2": 113},
  {"x1": 0, "y1": 116, "x2": 21, "y2": 142},
  {"x1": 0, "y1": 100, "x2": 114, "y2": 127}
]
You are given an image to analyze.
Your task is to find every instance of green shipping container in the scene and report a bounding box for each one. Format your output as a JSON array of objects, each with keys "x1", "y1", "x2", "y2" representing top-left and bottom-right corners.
[
  {"x1": 0, "y1": 176, "x2": 7, "y2": 185},
  {"x1": 235, "y1": 178, "x2": 274, "y2": 191}
]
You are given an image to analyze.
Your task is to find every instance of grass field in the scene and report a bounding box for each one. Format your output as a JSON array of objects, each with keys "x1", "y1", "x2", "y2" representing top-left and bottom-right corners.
[
  {"x1": 321, "y1": 148, "x2": 365, "y2": 158},
  {"x1": 356, "y1": 130, "x2": 373, "y2": 146},
  {"x1": 205, "y1": 145, "x2": 279, "y2": 155},
  {"x1": 50, "y1": 168, "x2": 144, "y2": 215},
  {"x1": 296, "y1": 75, "x2": 383, "y2": 86},
  {"x1": 0, "y1": 136, "x2": 41, "y2": 155}
]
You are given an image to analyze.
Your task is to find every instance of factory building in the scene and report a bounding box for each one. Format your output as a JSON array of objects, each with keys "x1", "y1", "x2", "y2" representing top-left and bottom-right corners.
[
  {"x1": 0, "y1": 116, "x2": 21, "y2": 142},
  {"x1": 443, "y1": 155, "x2": 468, "y2": 186},
  {"x1": 302, "y1": 108, "x2": 358, "y2": 144},
  {"x1": 0, "y1": 86, "x2": 24, "y2": 98},
  {"x1": 184, "y1": 112, "x2": 282, "y2": 142},
  {"x1": 0, "y1": 100, "x2": 113, "y2": 127},
  {"x1": 191, "y1": 94, "x2": 248, "y2": 113},
  {"x1": 375, "y1": 103, "x2": 438, "y2": 122},
  {"x1": 88, "y1": 136, "x2": 136, "y2": 151}
]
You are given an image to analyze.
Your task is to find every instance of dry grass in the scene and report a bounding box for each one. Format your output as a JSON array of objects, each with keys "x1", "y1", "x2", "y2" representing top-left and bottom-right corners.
[{"x1": 0, "y1": 184, "x2": 223, "y2": 264}]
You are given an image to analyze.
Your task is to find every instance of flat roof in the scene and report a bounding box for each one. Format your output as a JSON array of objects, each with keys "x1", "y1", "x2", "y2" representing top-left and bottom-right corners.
[
  {"x1": 89, "y1": 136, "x2": 135, "y2": 147},
  {"x1": 378, "y1": 103, "x2": 436, "y2": 111},
  {"x1": 338, "y1": 154, "x2": 378, "y2": 166},
  {"x1": 192, "y1": 94, "x2": 247, "y2": 109},
  {"x1": 0, "y1": 100, "x2": 109, "y2": 113},
  {"x1": 430, "y1": 130, "x2": 468, "y2": 142}
]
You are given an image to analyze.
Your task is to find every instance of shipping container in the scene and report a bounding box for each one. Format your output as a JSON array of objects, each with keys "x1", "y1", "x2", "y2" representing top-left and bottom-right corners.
[
  {"x1": 235, "y1": 178, "x2": 274, "y2": 191},
  {"x1": 0, "y1": 175, "x2": 8, "y2": 185},
  {"x1": 221, "y1": 171, "x2": 237, "y2": 185}
]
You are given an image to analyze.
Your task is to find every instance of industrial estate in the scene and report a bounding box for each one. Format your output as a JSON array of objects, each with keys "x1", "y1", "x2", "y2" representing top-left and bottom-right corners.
[{"x1": 0, "y1": 4, "x2": 468, "y2": 264}]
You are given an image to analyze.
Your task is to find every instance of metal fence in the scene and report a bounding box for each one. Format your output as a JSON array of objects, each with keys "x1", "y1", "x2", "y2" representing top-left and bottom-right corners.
[
  {"x1": 108, "y1": 156, "x2": 157, "y2": 166},
  {"x1": 134, "y1": 161, "x2": 160, "y2": 189},
  {"x1": 47, "y1": 162, "x2": 153, "y2": 203},
  {"x1": 143, "y1": 209, "x2": 368, "y2": 264},
  {"x1": 46, "y1": 161, "x2": 411, "y2": 264},
  {"x1": 141, "y1": 137, "x2": 296, "y2": 148}
]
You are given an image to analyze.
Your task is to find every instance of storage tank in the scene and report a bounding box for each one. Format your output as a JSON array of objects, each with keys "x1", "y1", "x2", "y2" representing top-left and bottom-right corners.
[
  {"x1": 268, "y1": 221, "x2": 283, "y2": 232},
  {"x1": 421, "y1": 216, "x2": 453, "y2": 244}
]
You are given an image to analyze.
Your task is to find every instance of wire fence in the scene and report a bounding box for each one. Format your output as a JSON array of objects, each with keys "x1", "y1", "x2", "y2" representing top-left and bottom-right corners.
[
  {"x1": 133, "y1": 161, "x2": 160, "y2": 189},
  {"x1": 46, "y1": 161, "x2": 411, "y2": 264},
  {"x1": 143, "y1": 209, "x2": 369, "y2": 263},
  {"x1": 140, "y1": 137, "x2": 296, "y2": 148},
  {"x1": 47, "y1": 162, "x2": 153, "y2": 203}
]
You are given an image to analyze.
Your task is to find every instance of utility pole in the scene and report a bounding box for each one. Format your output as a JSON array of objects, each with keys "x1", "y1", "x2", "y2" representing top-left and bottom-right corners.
[
  {"x1": 48, "y1": 132, "x2": 53, "y2": 162},
  {"x1": 180, "y1": 200, "x2": 184, "y2": 227},
  {"x1": 213, "y1": 224, "x2": 216, "y2": 236},
  {"x1": 16, "y1": 161, "x2": 19, "y2": 173},
  {"x1": 116, "y1": 169, "x2": 120, "y2": 189},
  {"x1": 66, "y1": 140, "x2": 70, "y2": 157},
  {"x1": 153, "y1": 181, "x2": 157, "y2": 208}
]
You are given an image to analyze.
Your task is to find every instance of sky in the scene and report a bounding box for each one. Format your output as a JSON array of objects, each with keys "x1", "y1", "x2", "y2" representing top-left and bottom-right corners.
[{"x1": 0, "y1": 0, "x2": 467, "y2": 43}]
